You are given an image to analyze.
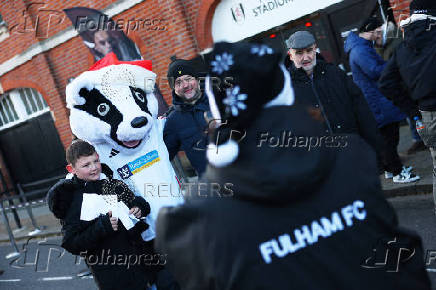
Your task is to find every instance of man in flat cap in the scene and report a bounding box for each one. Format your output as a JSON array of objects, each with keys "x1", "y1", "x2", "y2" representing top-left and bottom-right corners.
[{"x1": 285, "y1": 30, "x2": 380, "y2": 156}]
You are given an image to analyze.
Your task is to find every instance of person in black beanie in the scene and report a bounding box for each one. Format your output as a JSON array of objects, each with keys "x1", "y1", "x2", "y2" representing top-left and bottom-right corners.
[
  {"x1": 344, "y1": 15, "x2": 420, "y2": 183},
  {"x1": 163, "y1": 56, "x2": 210, "y2": 177},
  {"x1": 379, "y1": 0, "x2": 436, "y2": 211},
  {"x1": 155, "y1": 41, "x2": 431, "y2": 290}
]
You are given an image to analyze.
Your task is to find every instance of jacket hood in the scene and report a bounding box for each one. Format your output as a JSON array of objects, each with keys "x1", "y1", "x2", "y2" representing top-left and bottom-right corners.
[
  {"x1": 404, "y1": 20, "x2": 436, "y2": 52},
  {"x1": 46, "y1": 164, "x2": 113, "y2": 219},
  {"x1": 344, "y1": 32, "x2": 370, "y2": 55},
  {"x1": 171, "y1": 91, "x2": 210, "y2": 112},
  {"x1": 47, "y1": 177, "x2": 84, "y2": 219},
  {"x1": 202, "y1": 105, "x2": 342, "y2": 205}
]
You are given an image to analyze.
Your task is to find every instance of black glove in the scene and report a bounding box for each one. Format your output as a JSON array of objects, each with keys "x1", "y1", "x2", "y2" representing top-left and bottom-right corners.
[
  {"x1": 131, "y1": 196, "x2": 151, "y2": 218},
  {"x1": 128, "y1": 220, "x2": 149, "y2": 246}
]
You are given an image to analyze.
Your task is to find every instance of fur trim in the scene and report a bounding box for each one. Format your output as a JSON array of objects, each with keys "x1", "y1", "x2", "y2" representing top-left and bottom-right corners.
[
  {"x1": 400, "y1": 14, "x2": 436, "y2": 27},
  {"x1": 264, "y1": 64, "x2": 295, "y2": 108},
  {"x1": 207, "y1": 139, "x2": 239, "y2": 168}
]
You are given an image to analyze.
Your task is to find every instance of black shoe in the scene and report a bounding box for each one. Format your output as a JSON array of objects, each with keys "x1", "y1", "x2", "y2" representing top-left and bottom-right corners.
[
  {"x1": 406, "y1": 141, "x2": 427, "y2": 155},
  {"x1": 0, "y1": 269, "x2": 4, "y2": 276}
]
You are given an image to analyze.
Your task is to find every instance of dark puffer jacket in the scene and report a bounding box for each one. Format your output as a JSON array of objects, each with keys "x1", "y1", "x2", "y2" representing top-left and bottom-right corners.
[
  {"x1": 344, "y1": 32, "x2": 406, "y2": 127},
  {"x1": 47, "y1": 172, "x2": 155, "y2": 290},
  {"x1": 287, "y1": 57, "x2": 379, "y2": 152},
  {"x1": 155, "y1": 106, "x2": 430, "y2": 290},
  {"x1": 163, "y1": 92, "x2": 209, "y2": 176},
  {"x1": 379, "y1": 19, "x2": 436, "y2": 112}
]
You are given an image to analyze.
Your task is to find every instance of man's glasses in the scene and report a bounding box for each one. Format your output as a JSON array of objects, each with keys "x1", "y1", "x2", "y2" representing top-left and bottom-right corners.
[{"x1": 175, "y1": 76, "x2": 195, "y2": 87}]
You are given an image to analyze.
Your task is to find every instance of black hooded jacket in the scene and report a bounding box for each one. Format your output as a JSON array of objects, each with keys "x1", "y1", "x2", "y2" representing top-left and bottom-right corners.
[
  {"x1": 163, "y1": 92, "x2": 209, "y2": 176},
  {"x1": 155, "y1": 106, "x2": 430, "y2": 290},
  {"x1": 379, "y1": 19, "x2": 436, "y2": 112},
  {"x1": 286, "y1": 57, "x2": 379, "y2": 152},
  {"x1": 46, "y1": 167, "x2": 155, "y2": 290}
]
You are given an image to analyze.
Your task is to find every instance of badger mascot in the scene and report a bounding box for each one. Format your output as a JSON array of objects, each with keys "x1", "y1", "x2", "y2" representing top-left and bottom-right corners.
[{"x1": 65, "y1": 52, "x2": 183, "y2": 242}]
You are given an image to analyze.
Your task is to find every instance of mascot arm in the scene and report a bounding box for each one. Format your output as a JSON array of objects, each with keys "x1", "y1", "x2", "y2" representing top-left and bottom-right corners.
[
  {"x1": 131, "y1": 196, "x2": 151, "y2": 218},
  {"x1": 163, "y1": 119, "x2": 181, "y2": 161}
]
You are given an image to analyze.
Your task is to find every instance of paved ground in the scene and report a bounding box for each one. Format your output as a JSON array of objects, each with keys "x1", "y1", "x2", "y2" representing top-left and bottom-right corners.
[
  {"x1": 387, "y1": 194, "x2": 436, "y2": 289},
  {"x1": 381, "y1": 123, "x2": 433, "y2": 196},
  {"x1": 0, "y1": 236, "x2": 97, "y2": 290},
  {"x1": 0, "y1": 194, "x2": 435, "y2": 289},
  {"x1": 0, "y1": 123, "x2": 434, "y2": 288}
]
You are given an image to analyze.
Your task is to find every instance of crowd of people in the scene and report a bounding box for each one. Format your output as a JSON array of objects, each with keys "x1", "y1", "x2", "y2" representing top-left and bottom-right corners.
[{"x1": 45, "y1": 0, "x2": 435, "y2": 289}]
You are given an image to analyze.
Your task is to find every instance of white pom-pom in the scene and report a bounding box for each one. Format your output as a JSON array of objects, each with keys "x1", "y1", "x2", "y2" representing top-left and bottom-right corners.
[{"x1": 207, "y1": 139, "x2": 239, "y2": 168}]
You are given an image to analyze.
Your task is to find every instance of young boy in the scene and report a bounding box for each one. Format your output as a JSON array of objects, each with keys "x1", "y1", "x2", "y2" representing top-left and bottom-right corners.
[{"x1": 47, "y1": 140, "x2": 157, "y2": 290}]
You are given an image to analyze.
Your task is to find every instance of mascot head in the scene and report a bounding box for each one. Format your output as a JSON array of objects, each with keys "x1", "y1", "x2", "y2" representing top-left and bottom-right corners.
[{"x1": 66, "y1": 53, "x2": 158, "y2": 152}]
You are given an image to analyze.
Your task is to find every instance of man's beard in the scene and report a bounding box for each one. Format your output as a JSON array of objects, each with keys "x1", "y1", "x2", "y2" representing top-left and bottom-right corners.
[
  {"x1": 181, "y1": 88, "x2": 202, "y2": 104},
  {"x1": 301, "y1": 58, "x2": 317, "y2": 72}
]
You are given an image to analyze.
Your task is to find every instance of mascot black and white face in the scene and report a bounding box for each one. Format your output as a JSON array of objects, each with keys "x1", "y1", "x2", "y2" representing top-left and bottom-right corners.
[{"x1": 66, "y1": 63, "x2": 158, "y2": 152}]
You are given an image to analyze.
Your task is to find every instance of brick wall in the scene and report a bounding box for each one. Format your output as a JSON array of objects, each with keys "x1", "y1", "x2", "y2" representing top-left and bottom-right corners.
[
  {"x1": 0, "y1": 0, "x2": 203, "y2": 152},
  {"x1": 389, "y1": 0, "x2": 412, "y2": 24},
  {"x1": 0, "y1": 0, "x2": 409, "y2": 184}
]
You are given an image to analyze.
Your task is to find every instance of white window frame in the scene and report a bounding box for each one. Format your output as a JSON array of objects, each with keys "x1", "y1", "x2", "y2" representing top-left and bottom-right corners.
[
  {"x1": 0, "y1": 14, "x2": 9, "y2": 43},
  {"x1": 0, "y1": 88, "x2": 50, "y2": 131}
]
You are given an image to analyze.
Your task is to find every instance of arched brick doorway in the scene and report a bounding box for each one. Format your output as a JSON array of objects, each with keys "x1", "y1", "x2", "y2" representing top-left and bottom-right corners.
[{"x1": 196, "y1": 0, "x2": 221, "y2": 50}]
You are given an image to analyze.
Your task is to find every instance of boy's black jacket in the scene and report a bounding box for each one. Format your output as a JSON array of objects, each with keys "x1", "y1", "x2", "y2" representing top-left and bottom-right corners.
[
  {"x1": 155, "y1": 106, "x2": 431, "y2": 290},
  {"x1": 46, "y1": 166, "x2": 154, "y2": 290}
]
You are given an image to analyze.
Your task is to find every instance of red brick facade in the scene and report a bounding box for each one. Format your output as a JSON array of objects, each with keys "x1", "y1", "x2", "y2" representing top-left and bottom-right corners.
[
  {"x1": 389, "y1": 0, "x2": 412, "y2": 24},
  {"x1": 0, "y1": 0, "x2": 206, "y2": 150},
  {"x1": 0, "y1": 0, "x2": 411, "y2": 186}
]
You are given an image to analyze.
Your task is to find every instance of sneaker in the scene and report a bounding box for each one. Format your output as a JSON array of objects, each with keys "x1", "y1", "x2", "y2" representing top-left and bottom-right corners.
[
  {"x1": 12, "y1": 226, "x2": 26, "y2": 235},
  {"x1": 406, "y1": 141, "x2": 427, "y2": 155},
  {"x1": 385, "y1": 166, "x2": 412, "y2": 179},
  {"x1": 27, "y1": 228, "x2": 42, "y2": 236},
  {"x1": 402, "y1": 166, "x2": 413, "y2": 173},
  {"x1": 393, "y1": 171, "x2": 420, "y2": 183},
  {"x1": 385, "y1": 171, "x2": 393, "y2": 179}
]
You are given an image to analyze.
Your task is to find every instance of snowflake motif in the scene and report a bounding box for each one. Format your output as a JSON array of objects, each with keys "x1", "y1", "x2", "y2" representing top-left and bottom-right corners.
[
  {"x1": 223, "y1": 86, "x2": 247, "y2": 117},
  {"x1": 211, "y1": 53, "x2": 234, "y2": 74},
  {"x1": 250, "y1": 45, "x2": 273, "y2": 56}
]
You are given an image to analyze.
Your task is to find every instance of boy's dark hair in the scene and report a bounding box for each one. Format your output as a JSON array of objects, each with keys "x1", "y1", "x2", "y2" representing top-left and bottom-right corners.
[{"x1": 66, "y1": 139, "x2": 96, "y2": 166}]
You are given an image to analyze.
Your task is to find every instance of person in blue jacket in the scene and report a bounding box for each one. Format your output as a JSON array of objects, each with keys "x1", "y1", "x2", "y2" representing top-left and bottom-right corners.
[
  {"x1": 163, "y1": 57, "x2": 209, "y2": 177},
  {"x1": 344, "y1": 16, "x2": 419, "y2": 184}
]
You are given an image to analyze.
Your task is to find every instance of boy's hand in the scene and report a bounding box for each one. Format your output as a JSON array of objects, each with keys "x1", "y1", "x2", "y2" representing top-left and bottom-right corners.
[
  {"x1": 108, "y1": 211, "x2": 118, "y2": 231},
  {"x1": 129, "y1": 207, "x2": 142, "y2": 218}
]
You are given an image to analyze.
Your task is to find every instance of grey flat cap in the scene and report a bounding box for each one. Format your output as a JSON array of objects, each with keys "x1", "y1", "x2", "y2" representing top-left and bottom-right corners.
[{"x1": 286, "y1": 31, "x2": 316, "y2": 49}]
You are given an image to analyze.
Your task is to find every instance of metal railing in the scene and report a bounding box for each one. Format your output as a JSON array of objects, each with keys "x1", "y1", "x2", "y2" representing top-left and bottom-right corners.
[{"x1": 0, "y1": 174, "x2": 64, "y2": 259}]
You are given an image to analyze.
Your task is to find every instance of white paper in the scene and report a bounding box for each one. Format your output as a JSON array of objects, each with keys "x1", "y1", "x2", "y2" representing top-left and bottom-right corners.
[
  {"x1": 80, "y1": 193, "x2": 138, "y2": 230},
  {"x1": 80, "y1": 194, "x2": 109, "y2": 221}
]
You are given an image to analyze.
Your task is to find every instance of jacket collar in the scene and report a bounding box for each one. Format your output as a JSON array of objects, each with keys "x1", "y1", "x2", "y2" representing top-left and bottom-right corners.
[
  {"x1": 172, "y1": 91, "x2": 209, "y2": 112},
  {"x1": 288, "y1": 59, "x2": 328, "y2": 82}
]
